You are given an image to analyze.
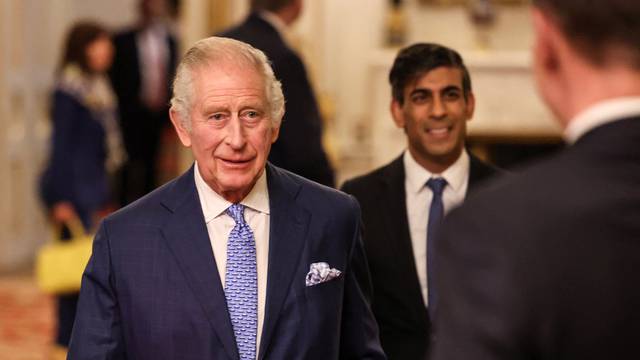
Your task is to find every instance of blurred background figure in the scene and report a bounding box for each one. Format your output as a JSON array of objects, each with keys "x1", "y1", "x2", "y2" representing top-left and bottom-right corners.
[
  {"x1": 220, "y1": 0, "x2": 335, "y2": 187},
  {"x1": 38, "y1": 20, "x2": 125, "y2": 350},
  {"x1": 109, "y1": 0, "x2": 178, "y2": 205}
]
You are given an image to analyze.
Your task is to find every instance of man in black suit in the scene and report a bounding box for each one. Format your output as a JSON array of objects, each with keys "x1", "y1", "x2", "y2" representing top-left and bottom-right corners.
[
  {"x1": 341, "y1": 43, "x2": 500, "y2": 360},
  {"x1": 431, "y1": 1, "x2": 640, "y2": 359},
  {"x1": 219, "y1": 0, "x2": 335, "y2": 187},
  {"x1": 109, "y1": 0, "x2": 178, "y2": 205}
]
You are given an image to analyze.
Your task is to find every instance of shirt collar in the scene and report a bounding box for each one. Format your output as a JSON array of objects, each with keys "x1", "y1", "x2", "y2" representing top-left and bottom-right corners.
[
  {"x1": 194, "y1": 162, "x2": 270, "y2": 223},
  {"x1": 403, "y1": 149, "x2": 470, "y2": 194},
  {"x1": 564, "y1": 97, "x2": 640, "y2": 143},
  {"x1": 258, "y1": 11, "x2": 295, "y2": 48}
]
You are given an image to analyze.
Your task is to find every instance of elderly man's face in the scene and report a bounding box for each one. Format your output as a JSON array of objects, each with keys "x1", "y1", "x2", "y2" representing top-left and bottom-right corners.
[{"x1": 171, "y1": 62, "x2": 279, "y2": 202}]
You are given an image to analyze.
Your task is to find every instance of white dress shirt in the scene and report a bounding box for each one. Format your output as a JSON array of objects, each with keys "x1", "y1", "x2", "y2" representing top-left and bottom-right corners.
[
  {"x1": 404, "y1": 150, "x2": 470, "y2": 307},
  {"x1": 564, "y1": 97, "x2": 640, "y2": 143},
  {"x1": 136, "y1": 22, "x2": 169, "y2": 107},
  {"x1": 194, "y1": 163, "x2": 269, "y2": 354}
]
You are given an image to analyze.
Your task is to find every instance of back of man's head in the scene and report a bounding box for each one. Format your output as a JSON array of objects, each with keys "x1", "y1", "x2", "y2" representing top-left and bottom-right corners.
[
  {"x1": 532, "y1": 0, "x2": 640, "y2": 68},
  {"x1": 251, "y1": 0, "x2": 295, "y2": 12},
  {"x1": 389, "y1": 43, "x2": 472, "y2": 105}
]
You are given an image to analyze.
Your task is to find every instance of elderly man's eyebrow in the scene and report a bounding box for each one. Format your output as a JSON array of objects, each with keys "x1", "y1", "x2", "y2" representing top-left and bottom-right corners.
[{"x1": 201, "y1": 103, "x2": 227, "y2": 113}]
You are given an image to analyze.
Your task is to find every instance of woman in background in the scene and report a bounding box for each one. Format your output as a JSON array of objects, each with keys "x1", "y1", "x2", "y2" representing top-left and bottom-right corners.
[{"x1": 39, "y1": 21, "x2": 125, "y2": 348}]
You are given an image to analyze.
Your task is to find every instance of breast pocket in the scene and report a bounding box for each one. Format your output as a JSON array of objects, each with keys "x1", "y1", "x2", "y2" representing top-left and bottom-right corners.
[{"x1": 304, "y1": 274, "x2": 345, "y2": 307}]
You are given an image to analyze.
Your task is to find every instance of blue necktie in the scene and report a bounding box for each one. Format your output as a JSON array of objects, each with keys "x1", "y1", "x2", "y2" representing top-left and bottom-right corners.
[
  {"x1": 224, "y1": 204, "x2": 257, "y2": 360},
  {"x1": 426, "y1": 177, "x2": 447, "y2": 321}
]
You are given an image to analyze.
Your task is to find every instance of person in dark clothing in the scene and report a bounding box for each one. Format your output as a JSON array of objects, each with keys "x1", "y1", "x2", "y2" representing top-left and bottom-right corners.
[
  {"x1": 341, "y1": 43, "x2": 501, "y2": 359},
  {"x1": 108, "y1": 0, "x2": 178, "y2": 205},
  {"x1": 431, "y1": 1, "x2": 640, "y2": 359},
  {"x1": 40, "y1": 21, "x2": 125, "y2": 348},
  {"x1": 219, "y1": 0, "x2": 335, "y2": 187}
]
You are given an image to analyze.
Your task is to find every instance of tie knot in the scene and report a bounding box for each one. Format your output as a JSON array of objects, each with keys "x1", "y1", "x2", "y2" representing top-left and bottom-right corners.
[
  {"x1": 426, "y1": 177, "x2": 447, "y2": 195},
  {"x1": 226, "y1": 204, "x2": 246, "y2": 224}
]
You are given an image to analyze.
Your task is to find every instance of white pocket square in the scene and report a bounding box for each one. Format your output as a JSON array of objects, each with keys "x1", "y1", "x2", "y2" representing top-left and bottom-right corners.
[{"x1": 305, "y1": 262, "x2": 342, "y2": 287}]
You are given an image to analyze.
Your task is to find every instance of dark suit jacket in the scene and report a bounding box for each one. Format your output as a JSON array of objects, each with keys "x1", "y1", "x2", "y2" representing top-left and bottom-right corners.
[
  {"x1": 220, "y1": 13, "x2": 335, "y2": 187},
  {"x1": 68, "y1": 163, "x2": 385, "y2": 359},
  {"x1": 108, "y1": 27, "x2": 177, "y2": 160},
  {"x1": 340, "y1": 152, "x2": 500, "y2": 360},
  {"x1": 431, "y1": 117, "x2": 640, "y2": 360}
]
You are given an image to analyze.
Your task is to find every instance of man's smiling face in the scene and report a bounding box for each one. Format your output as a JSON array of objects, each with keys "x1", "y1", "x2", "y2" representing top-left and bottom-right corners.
[{"x1": 391, "y1": 66, "x2": 475, "y2": 173}]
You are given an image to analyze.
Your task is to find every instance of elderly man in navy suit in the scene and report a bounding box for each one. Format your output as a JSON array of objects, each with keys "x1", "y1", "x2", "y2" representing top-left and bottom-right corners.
[{"x1": 68, "y1": 36, "x2": 385, "y2": 360}]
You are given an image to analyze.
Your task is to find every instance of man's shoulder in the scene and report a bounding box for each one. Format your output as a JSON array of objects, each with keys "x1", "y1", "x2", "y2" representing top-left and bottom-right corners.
[
  {"x1": 469, "y1": 152, "x2": 501, "y2": 177},
  {"x1": 268, "y1": 164, "x2": 358, "y2": 213},
  {"x1": 467, "y1": 152, "x2": 505, "y2": 191},
  {"x1": 451, "y1": 149, "x2": 584, "y2": 224},
  {"x1": 341, "y1": 156, "x2": 403, "y2": 195},
  {"x1": 104, "y1": 169, "x2": 193, "y2": 228},
  {"x1": 111, "y1": 27, "x2": 138, "y2": 44},
  {"x1": 219, "y1": 14, "x2": 280, "y2": 44},
  {"x1": 219, "y1": 15, "x2": 293, "y2": 62}
]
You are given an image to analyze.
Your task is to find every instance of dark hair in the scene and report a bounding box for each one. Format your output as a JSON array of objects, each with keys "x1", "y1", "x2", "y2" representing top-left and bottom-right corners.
[
  {"x1": 59, "y1": 21, "x2": 109, "y2": 74},
  {"x1": 532, "y1": 0, "x2": 640, "y2": 68},
  {"x1": 250, "y1": 0, "x2": 295, "y2": 12},
  {"x1": 389, "y1": 43, "x2": 472, "y2": 104}
]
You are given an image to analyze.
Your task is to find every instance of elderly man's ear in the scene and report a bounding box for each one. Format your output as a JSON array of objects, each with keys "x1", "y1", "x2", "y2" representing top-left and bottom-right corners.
[
  {"x1": 170, "y1": 108, "x2": 192, "y2": 147},
  {"x1": 270, "y1": 122, "x2": 281, "y2": 144}
]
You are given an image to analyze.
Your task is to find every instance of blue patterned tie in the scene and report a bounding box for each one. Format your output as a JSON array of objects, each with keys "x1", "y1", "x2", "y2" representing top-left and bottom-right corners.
[
  {"x1": 224, "y1": 204, "x2": 257, "y2": 360},
  {"x1": 426, "y1": 177, "x2": 447, "y2": 321}
]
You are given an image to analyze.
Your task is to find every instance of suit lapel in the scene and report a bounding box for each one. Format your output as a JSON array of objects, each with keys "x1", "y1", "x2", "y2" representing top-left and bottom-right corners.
[
  {"x1": 258, "y1": 164, "x2": 310, "y2": 359},
  {"x1": 160, "y1": 167, "x2": 239, "y2": 360},
  {"x1": 380, "y1": 156, "x2": 430, "y2": 325}
]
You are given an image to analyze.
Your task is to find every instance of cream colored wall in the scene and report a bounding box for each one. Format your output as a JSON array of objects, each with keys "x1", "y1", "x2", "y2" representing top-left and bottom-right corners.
[{"x1": 1, "y1": 0, "x2": 60, "y2": 272}]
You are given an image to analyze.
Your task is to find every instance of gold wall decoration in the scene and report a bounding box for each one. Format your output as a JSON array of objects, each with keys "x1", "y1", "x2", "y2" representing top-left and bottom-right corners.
[{"x1": 209, "y1": 0, "x2": 233, "y2": 34}]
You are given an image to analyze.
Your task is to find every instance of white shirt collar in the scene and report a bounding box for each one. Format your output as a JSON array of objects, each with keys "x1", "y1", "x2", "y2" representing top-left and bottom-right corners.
[
  {"x1": 403, "y1": 149, "x2": 470, "y2": 194},
  {"x1": 564, "y1": 97, "x2": 640, "y2": 143},
  {"x1": 258, "y1": 10, "x2": 295, "y2": 48},
  {"x1": 194, "y1": 162, "x2": 270, "y2": 223}
]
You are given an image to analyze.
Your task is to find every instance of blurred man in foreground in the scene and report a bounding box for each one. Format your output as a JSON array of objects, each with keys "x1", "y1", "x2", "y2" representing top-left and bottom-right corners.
[{"x1": 432, "y1": 1, "x2": 640, "y2": 359}]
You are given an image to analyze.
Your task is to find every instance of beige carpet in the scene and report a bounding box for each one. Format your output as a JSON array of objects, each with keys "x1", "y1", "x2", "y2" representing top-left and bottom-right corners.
[{"x1": 0, "y1": 275, "x2": 63, "y2": 359}]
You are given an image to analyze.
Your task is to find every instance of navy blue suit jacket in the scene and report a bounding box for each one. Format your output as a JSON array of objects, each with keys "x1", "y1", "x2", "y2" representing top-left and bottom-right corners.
[
  {"x1": 220, "y1": 13, "x2": 335, "y2": 187},
  {"x1": 68, "y1": 164, "x2": 385, "y2": 359},
  {"x1": 432, "y1": 117, "x2": 640, "y2": 360},
  {"x1": 39, "y1": 90, "x2": 110, "y2": 229}
]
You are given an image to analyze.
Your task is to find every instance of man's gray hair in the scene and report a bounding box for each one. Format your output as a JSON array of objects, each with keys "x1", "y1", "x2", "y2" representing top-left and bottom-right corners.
[{"x1": 170, "y1": 36, "x2": 285, "y2": 130}]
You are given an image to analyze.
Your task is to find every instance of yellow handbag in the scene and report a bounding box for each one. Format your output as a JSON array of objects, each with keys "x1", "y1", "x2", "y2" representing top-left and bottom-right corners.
[{"x1": 35, "y1": 218, "x2": 94, "y2": 294}]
